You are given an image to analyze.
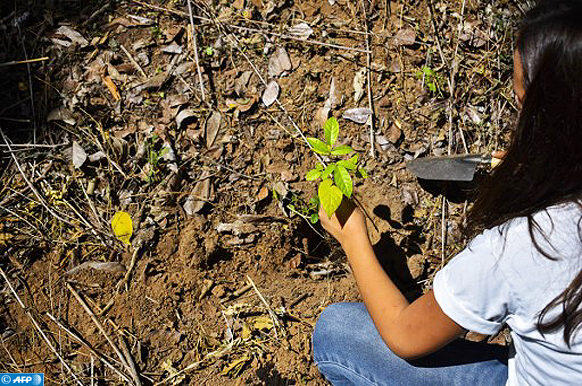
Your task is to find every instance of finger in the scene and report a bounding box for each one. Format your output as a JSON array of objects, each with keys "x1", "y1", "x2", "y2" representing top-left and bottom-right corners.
[
  {"x1": 318, "y1": 205, "x2": 328, "y2": 222},
  {"x1": 492, "y1": 150, "x2": 507, "y2": 159}
]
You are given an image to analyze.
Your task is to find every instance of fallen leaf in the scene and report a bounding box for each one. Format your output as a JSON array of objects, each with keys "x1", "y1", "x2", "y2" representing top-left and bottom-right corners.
[
  {"x1": 232, "y1": 0, "x2": 245, "y2": 10},
  {"x1": 268, "y1": 46, "x2": 293, "y2": 77},
  {"x1": 234, "y1": 70, "x2": 253, "y2": 95},
  {"x1": 387, "y1": 123, "x2": 403, "y2": 144},
  {"x1": 111, "y1": 211, "x2": 133, "y2": 245},
  {"x1": 72, "y1": 141, "x2": 87, "y2": 169},
  {"x1": 205, "y1": 111, "x2": 222, "y2": 148},
  {"x1": 288, "y1": 22, "x2": 313, "y2": 40},
  {"x1": 176, "y1": 109, "x2": 197, "y2": 129},
  {"x1": 252, "y1": 315, "x2": 274, "y2": 330},
  {"x1": 324, "y1": 77, "x2": 341, "y2": 110},
  {"x1": 162, "y1": 42, "x2": 183, "y2": 54},
  {"x1": 353, "y1": 68, "x2": 367, "y2": 103},
  {"x1": 401, "y1": 185, "x2": 419, "y2": 206},
  {"x1": 256, "y1": 185, "x2": 269, "y2": 201},
  {"x1": 183, "y1": 175, "x2": 213, "y2": 215},
  {"x1": 393, "y1": 27, "x2": 416, "y2": 46},
  {"x1": 262, "y1": 80, "x2": 280, "y2": 107},
  {"x1": 66, "y1": 261, "x2": 126, "y2": 275},
  {"x1": 47, "y1": 107, "x2": 76, "y2": 125},
  {"x1": 51, "y1": 26, "x2": 89, "y2": 47},
  {"x1": 102, "y1": 75, "x2": 120, "y2": 101},
  {"x1": 315, "y1": 106, "x2": 330, "y2": 128},
  {"x1": 88, "y1": 151, "x2": 106, "y2": 162},
  {"x1": 127, "y1": 14, "x2": 155, "y2": 26},
  {"x1": 342, "y1": 107, "x2": 372, "y2": 124}
]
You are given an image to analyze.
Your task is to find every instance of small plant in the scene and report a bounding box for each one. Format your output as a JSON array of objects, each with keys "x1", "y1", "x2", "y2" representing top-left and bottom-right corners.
[
  {"x1": 287, "y1": 195, "x2": 320, "y2": 224},
  {"x1": 204, "y1": 46, "x2": 214, "y2": 56},
  {"x1": 416, "y1": 66, "x2": 443, "y2": 94},
  {"x1": 144, "y1": 134, "x2": 169, "y2": 183},
  {"x1": 305, "y1": 117, "x2": 367, "y2": 220}
]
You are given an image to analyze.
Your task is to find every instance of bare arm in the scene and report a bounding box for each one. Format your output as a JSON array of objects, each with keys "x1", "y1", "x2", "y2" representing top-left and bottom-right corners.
[{"x1": 320, "y1": 201, "x2": 465, "y2": 359}]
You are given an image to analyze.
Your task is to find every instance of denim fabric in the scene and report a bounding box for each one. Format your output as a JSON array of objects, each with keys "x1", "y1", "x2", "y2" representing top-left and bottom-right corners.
[{"x1": 313, "y1": 303, "x2": 508, "y2": 386}]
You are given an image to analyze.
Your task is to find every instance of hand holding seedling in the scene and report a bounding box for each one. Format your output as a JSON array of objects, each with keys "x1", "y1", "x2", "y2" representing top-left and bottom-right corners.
[
  {"x1": 318, "y1": 199, "x2": 369, "y2": 248},
  {"x1": 305, "y1": 117, "x2": 367, "y2": 221}
]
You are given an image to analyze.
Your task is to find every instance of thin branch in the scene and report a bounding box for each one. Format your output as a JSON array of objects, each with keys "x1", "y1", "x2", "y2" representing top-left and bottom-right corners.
[
  {"x1": 45, "y1": 312, "x2": 134, "y2": 384},
  {"x1": 0, "y1": 268, "x2": 84, "y2": 386},
  {"x1": 187, "y1": 0, "x2": 206, "y2": 102}
]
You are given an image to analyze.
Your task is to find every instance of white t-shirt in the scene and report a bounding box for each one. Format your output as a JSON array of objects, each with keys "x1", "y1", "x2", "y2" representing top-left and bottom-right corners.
[{"x1": 433, "y1": 202, "x2": 582, "y2": 386}]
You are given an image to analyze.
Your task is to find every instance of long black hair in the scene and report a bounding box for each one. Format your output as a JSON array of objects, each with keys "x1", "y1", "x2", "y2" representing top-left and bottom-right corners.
[{"x1": 465, "y1": 0, "x2": 582, "y2": 345}]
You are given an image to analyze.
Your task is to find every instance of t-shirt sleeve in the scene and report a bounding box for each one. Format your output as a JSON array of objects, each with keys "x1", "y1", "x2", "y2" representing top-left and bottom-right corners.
[{"x1": 433, "y1": 230, "x2": 511, "y2": 335}]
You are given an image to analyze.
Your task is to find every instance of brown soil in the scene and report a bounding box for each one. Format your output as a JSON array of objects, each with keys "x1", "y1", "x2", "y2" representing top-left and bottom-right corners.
[{"x1": 0, "y1": 0, "x2": 518, "y2": 384}]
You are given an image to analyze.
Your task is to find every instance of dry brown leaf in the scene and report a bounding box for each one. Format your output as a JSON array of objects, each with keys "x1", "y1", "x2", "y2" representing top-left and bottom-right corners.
[
  {"x1": 51, "y1": 26, "x2": 89, "y2": 47},
  {"x1": 288, "y1": 22, "x2": 314, "y2": 40},
  {"x1": 234, "y1": 70, "x2": 253, "y2": 95},
  {"x1": 268, "y1": 46, "x2": 293, "y2": 77},
  {"x1": 393, "y1": 28, "x2": 416, "y2": 46},
  {"x1": 47, "y1": 107, "x2": 76, "y2": 125},
  {"x1": 72, "y1": 141, "x2": 87, "y2": 169},
  {"x1": 205, "y1": 111, "x2": 222, "y2": 149},
  {"x1": 102, "y1": 75, "x2": 120, "y2": 101},
  {"x1": 262, "y1": 80, "x2": 280, "y2": 107},
  {"x1": 342, "y1": 107, "x2": 372, "y2": 124},
  {"x1": 353, "y1": 68, "x2": 366, "y2": 103},
  {"x1": 183, "y1": 175, "x2": 213, "y2": 216},
  {"x1": 176, "y1": 109, "x2": 197, "y2": 129}
]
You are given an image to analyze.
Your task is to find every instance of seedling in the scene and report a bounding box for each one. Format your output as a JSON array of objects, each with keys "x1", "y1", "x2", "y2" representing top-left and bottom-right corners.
[
  {"x1": 144, "y1": 134, "x2": 169, "y2": 183},
  {"x1": 416, "y1": 66, "x2": 443, "y2": 95},
  {"x1": 305, "y1": 117, "x2": 367, "y2": 220}
]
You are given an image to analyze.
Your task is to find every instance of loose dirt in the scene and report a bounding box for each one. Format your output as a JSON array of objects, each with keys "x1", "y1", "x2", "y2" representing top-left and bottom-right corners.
[{"x1": 0, "y1": 0, "x2": 518, "y2": 384}]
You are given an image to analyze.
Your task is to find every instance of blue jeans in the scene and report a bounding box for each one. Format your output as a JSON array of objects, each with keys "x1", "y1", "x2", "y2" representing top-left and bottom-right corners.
[{"x1": 313, "y1": 303, "x2": 508, "y2": 385}]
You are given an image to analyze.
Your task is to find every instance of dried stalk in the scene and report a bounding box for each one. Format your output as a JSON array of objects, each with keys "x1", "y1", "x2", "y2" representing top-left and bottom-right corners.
[
  {"x1": 187, "y1": 0, "x2": 206, "y2": 102},
  {"x1": 45, "y1": 312, "x2": 133, "y2": 385},
  {"x1": 66, "y1": 283, "x2": 132, "y2": 376},
  {"x1": 0, "y1": 268, "x2": 84, "y2": 386}
]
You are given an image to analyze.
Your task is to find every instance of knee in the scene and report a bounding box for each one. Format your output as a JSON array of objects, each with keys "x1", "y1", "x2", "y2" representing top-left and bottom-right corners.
[{"x1": 313, "y1": 303, "x2": 365, "y2": 359}]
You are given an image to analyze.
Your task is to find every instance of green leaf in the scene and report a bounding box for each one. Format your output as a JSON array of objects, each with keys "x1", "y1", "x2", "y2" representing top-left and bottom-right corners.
[
  {"x1": 322, "y1": 164, "x2": 336, "y2": 179},
  {"x1": 334, "y1": 165, "x2": 353, "y2": 198},
  {"x1": 307, "y1": 137, "x2": 330, "y2": 155},
  {"x1": 309, "y1": 197, "x2": 319, "y2": 209},
  {"x1": 305, "y1": 169, "x2": 322, "y2": 181},
  {"x1": 323, "y1": 117, "x2": 339, "y2": 146},
  {"x1": 315, "y1": 163, "x2": 324, "y2": 171},
  {"x1": 318, "y1": 179, "x2": 343, "y2": 218},
  {"x1": 337, "y1": 155, "x2": 358, "y2": 170},
  {"x1": 358, "y1": 167, "x2": 368, "y2": 179},
  {"x1": 331, "y1": 145, "x2": 354, "y2": 156},
  {"x1": 310, "y1": 213, "x2": 319, "y2": 224}
]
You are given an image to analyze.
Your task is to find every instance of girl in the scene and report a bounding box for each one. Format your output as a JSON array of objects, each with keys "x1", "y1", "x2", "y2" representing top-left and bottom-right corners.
[{"x1": 313, "y1": 1, "x2": 582, "y2": 385}]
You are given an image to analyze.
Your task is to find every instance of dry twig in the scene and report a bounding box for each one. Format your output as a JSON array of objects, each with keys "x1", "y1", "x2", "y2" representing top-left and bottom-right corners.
[{"x1": 0, "y1": 268, "x2": 84, "y2": 386}]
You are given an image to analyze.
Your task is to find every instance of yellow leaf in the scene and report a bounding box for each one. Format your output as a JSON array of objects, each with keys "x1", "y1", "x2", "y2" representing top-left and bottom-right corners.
[
  {"x1": 111, "y1": 211, "x2": 133, "y2": 245},
  {"x1": 252, "y1": 315, "x2": 273, "y2": 331},
  {"x1": 241, "y1": 322, "x2": 251, "y2": 340}
]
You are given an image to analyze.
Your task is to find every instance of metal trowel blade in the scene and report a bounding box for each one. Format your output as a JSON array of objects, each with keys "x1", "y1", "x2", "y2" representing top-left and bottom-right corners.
[{"x1": 406, "y1": 154, "x2": 484, "y2": 181}]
